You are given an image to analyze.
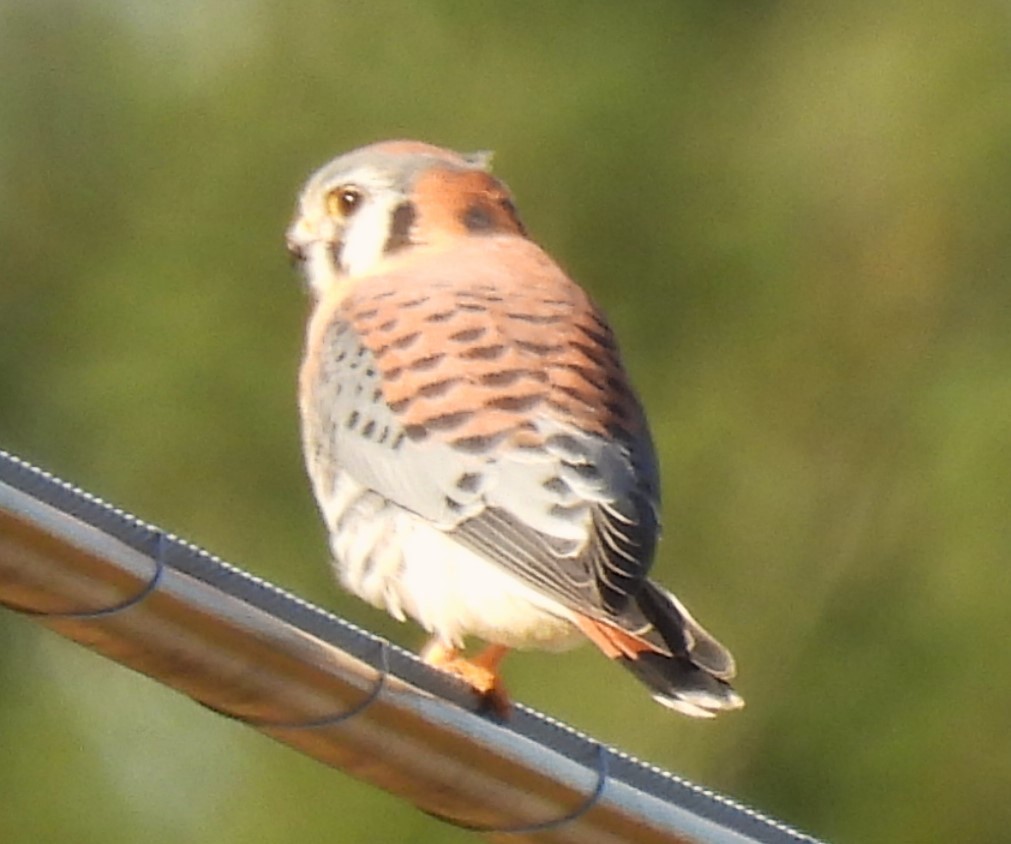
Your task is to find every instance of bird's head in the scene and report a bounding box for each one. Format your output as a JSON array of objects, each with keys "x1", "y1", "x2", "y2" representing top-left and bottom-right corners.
[{"x1": 287, "y1": 140, "x2": 526, "y2": 300}]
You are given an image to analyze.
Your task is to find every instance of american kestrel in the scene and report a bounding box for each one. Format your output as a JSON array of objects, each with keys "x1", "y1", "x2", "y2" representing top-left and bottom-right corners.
[{"x1": 289, "y1": 140, "x2": 743, "y2": 718}]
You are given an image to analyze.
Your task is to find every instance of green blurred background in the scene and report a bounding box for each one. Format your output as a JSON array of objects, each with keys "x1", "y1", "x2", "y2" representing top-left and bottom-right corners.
[{"x1": 2, "y1": 1, "x2": 1010, "y2": 842}]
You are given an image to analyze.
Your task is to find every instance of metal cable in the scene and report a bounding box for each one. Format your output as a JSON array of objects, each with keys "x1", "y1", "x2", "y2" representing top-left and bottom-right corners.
[{"x1": 0, "y1": 447, "x2": 825, "y2": 844}]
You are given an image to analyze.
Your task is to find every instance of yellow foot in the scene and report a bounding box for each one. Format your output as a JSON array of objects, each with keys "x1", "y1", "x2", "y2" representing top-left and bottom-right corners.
[{"x1": 421, "y1": 640, "x2": 512, "y2": 717}]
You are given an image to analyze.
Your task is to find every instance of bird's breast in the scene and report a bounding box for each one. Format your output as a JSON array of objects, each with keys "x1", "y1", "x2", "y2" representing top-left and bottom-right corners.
[{"x1": 321, "y1": 470, "x2": 583, "y2": 651}]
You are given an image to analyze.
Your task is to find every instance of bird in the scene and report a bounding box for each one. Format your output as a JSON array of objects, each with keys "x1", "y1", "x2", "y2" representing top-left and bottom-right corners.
[{"x1": 288, "y1": 139, "x2": 743, "y2": 718}]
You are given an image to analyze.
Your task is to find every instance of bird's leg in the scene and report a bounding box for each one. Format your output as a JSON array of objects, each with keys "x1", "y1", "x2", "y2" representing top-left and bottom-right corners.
[{"x1": 421, "y1": 638, "x2": 511, "y2": 716}]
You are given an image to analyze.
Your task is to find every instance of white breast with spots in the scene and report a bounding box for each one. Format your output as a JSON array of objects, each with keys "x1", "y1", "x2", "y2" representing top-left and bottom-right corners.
[{"x1": 322, "y1": 469, "x2": 584, "y2": 651}]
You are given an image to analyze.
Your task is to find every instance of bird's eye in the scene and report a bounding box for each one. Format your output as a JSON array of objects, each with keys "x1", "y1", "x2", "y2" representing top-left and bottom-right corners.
[{"x1": 326, "y1": 186, "x2": 363, "y2": 218}]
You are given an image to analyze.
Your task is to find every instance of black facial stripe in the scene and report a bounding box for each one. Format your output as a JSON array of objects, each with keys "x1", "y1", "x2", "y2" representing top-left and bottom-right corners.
[
  {"x1": 384, "y1": 201, "x2": 416, "y2": 254},
  {"x1": 329, "y1": 237, "x2": 344, "y2": 271}
]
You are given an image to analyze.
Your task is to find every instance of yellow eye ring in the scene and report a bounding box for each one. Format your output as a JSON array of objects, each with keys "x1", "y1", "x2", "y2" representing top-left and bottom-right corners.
[{"x1": 326, "y1": 186, "x2": 363, "y2": 218}]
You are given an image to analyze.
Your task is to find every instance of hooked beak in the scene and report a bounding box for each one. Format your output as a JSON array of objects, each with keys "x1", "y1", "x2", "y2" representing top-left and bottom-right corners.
[
  {"x1": 285, "y1": 235, "x2": 307, "y2": 268},
  {"x1": 285, "y1": 215, "x2": 313, "y2": 270}
]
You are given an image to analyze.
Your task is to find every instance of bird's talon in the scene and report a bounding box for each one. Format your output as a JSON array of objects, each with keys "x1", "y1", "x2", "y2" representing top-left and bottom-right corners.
[{"x1": 422, "y1": 641, "x2": 512, "y2": 716}]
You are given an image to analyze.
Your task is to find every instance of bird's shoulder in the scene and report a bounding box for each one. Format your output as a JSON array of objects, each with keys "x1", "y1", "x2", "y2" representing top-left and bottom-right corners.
[{"x1": 326, "y1": 236, "x2": 646, "y2": 448}]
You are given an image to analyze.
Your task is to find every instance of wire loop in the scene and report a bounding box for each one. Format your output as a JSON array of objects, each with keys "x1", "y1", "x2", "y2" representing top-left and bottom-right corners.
[
  {"x1": 15, "y1": 530, "x2": 167, "y2": 619},
  {"x1": 201, "y1": 639, "x2": 390, "y2": 730},
  {"x1": 429, "y1": 742, "x2": 609, "y2": 834}
]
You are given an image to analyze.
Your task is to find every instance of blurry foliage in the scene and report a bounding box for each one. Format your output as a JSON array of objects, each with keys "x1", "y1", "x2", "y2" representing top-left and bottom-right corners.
[{"x1": 2, "y1": 1, "x2": 1010, "y2": 842}]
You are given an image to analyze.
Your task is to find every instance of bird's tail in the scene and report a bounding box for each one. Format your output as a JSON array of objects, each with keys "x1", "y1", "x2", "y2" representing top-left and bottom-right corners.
[{"x1": 575, "y1": 581, "x2": 744, "y2": 718}]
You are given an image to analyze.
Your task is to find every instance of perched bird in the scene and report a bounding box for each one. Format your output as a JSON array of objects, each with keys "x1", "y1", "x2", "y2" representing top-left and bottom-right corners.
[{"x1": 289, "y1": 140, "x2": 743, "y2": 717}]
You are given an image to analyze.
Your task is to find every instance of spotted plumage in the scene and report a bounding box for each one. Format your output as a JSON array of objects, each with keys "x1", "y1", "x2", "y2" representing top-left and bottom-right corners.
[{"x1": 289, "y1": 140, "x2": 743, "y2": 717}]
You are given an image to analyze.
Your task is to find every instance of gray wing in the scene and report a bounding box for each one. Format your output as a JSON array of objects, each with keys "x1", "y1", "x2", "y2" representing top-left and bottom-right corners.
[{"x1": 301, "y1": 314, "x2": 660, "y2": 620}]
